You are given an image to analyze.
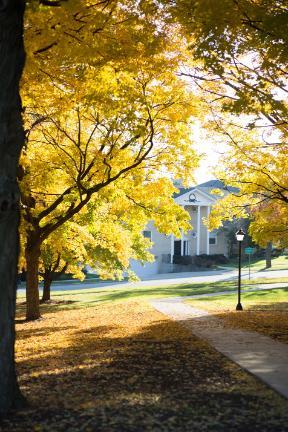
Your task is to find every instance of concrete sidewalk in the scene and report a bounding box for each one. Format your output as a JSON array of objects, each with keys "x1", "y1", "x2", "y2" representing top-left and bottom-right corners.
[{"x1": 151, "y1": 297, "x2": 288, "y2": 399}]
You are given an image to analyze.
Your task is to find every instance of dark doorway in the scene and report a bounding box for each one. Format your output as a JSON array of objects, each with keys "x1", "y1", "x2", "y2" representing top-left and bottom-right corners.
[{"x1": 174, "y1": 240, "x2": 181, "y2": 256}]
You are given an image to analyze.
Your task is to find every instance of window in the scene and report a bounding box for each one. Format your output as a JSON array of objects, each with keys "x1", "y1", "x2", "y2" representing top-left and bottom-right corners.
[
  {"x1": 143, "y1": 230, "x2": 152, "y2": 241},
  {"x1": 209, "y1": 230, "x2": 217, "y2": 246}
]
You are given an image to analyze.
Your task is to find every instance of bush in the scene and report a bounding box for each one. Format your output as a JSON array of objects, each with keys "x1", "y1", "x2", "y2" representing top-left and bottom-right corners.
[
  {"x1": 173, "y1": 254, "x2": 228, "y2": 268},
  {"x1": 173, "y1": 255, "x2": 193, "y2": 265}
]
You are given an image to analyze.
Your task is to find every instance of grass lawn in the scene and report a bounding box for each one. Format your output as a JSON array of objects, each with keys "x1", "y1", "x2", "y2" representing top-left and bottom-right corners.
[
  {"x1": 16, "y1": 276, "x2": 288, "y2": 316},
  {"x1": 223, "y1": 254, "x2": 288, "y2": 271},
  {"x1": 186, "y1": 288, "x2": 288, "y2": 344},
  {"x1": 1, "y1": 299, "x2": 287, "y2": 431}
]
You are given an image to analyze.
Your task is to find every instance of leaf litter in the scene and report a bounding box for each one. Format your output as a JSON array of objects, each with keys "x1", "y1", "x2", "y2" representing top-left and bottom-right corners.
[{"x1": 1, "y1": 300, "x2": 288, "y2": 431}]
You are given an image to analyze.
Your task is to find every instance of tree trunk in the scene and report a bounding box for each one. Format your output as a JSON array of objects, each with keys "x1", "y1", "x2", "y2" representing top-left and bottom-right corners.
[
  {"x1": 265, "y1": 241, "x2": 272, "y2": 269},
  {"x1": 42, "y1": 271, "x2": 52, "y2": 302},
  {"x1": 25, "y1": 240, "x2": 41, "y2": 321},
  {"x1": 0, "y1": 0, "x2": 26, "y2": 415},
  {"x1": 41, "y1": 261, "x2": 68, "y2": 303}
]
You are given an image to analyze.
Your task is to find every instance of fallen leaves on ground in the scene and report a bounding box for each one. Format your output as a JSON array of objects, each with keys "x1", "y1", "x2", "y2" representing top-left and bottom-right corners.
[
  {"x1": 1, "y1": 300, "x2": 288, "y2": 431},
  {"x1": 187, "y1": 299, "x2": 288, "y2": 344}
]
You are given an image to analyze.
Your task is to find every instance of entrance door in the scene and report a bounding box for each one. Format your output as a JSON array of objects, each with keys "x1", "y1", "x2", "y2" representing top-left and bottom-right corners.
[{"x1": 174, "y1": 240, "x2": 181, "y2": 256}]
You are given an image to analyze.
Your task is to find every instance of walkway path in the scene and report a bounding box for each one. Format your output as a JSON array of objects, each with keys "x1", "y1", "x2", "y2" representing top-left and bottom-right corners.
[{"x1": 151, "y1": 296, "x2": 288, "y2": 399}]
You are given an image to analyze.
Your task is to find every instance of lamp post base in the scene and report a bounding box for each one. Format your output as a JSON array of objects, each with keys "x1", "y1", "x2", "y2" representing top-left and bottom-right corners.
[{"x1": 236, "y1": 303, "x2": 243, "y2": 311}]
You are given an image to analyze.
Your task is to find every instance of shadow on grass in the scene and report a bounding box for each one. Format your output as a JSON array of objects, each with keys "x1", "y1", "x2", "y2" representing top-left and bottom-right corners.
[
  {"x1": 16, "y1": 325, "x2": 77, "y2": 340},
  {"x1": 16, "y1": 285, "x2": 230, "y2": 319},
  {"x1": 16, "y1": 300, "x2": 78, "y2": 321},
  {"x1": 16, "y1": 282, "x2": 288, "y2": 321},
  {"x1": 5, "y1": 311, "x2": 288, "y2": 432}
]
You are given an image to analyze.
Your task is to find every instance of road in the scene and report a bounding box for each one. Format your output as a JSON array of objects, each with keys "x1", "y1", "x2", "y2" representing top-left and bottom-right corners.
[{"x1": 17, "y1": 267, "x2": 288, "y2": 294}]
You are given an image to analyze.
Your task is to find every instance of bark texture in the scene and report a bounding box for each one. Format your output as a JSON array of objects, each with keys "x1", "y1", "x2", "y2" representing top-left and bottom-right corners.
[
  {"x1": 41, "y1": 260, "x2": 68, "y2": 303},
  {"x1": 25, "y1": 239, "x2": 41, "y2": 320},
  {"x1": 265, "y1": 241, "x2": 272, "y2": 269},
  {"x1": 0, "y1": 0, "x2": 26, "y2": 415},
  {"x1": 42, "y1": 274, "x2": 52, "y2": 302}
]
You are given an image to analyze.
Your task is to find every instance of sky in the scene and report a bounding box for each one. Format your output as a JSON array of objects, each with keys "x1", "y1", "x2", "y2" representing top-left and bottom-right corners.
[
  {"x1": 190, "y1": 123, "x2": 227, "y2": 186},
  {"x1": 194, "y1": 147, "x2": 219, "y2": 184}
]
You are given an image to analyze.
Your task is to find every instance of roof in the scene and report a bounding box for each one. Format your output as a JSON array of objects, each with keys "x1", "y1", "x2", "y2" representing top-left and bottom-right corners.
[{"x1": 174, "y1": 179, "x2": 238, "y2": 198}]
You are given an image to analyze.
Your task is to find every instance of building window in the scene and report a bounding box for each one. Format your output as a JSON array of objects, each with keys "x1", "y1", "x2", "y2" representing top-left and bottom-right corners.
[
  {"x1": 209, "y1": 237, "x2": 217, "y2": 245},
  {"x1": 143, "y1": 230, "x2": 152, "y2": 241},
  {"x1": 209, "y1": 229, "x2": 218, "y2": 246}
]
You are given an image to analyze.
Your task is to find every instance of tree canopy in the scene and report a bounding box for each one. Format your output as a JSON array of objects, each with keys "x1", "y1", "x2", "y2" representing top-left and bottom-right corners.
[
  {"x1": 164, "y1": 0, "x2": 288, "y2": 245},
  {"x1": 20, "y1": 0, "x2": 202, "y2": 320}
]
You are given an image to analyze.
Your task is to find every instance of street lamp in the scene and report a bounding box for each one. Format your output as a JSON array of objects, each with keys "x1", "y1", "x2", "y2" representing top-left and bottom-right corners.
[{"x1": 235, "y1": 228, "x2": 245, "y2": 311}]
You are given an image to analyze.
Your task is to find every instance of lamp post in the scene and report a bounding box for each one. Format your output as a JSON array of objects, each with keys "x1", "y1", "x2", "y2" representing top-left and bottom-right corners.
[{"x1": 235, "y1": 228, "x2": 245, "y2": 311}]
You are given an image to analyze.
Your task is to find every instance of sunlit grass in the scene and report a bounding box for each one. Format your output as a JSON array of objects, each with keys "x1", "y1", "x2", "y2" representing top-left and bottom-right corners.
[
  {"x1": 223, "y1": 255, "x2": 288, "y2": 271},
  {"x1": 185, "y1": 288, "x2": 288, "y2": 312},
  {"x1": 17, "y1": 276, "x2": 288, "y2": 319}
]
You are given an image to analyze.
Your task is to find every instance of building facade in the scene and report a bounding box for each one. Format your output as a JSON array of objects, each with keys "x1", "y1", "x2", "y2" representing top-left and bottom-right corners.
[{"x1": 130, "y1": 180, "x2": 229, "y2": 278}]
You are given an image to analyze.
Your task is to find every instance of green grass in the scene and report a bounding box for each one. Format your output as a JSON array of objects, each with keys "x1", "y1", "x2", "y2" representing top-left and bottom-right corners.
[
  {"x1": 17, "y1": 276, "x2": 288, "y2": 316},
  {"x1": 223, "y1": 254, "x2": 288, "y2": 271},
  {"x1": 185, "y1": 288, "x2": 288, "y2": 311}
]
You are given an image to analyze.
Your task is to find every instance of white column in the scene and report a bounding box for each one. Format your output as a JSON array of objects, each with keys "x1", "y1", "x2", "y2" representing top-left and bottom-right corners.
[
  {"x1": 180, "y1": 230, "x2": 184, "y2": 256},
  {"x1": 206, "y1": 206, "x2": 210, "y2": 255},
  {"x1": 197, "y1": 206, "x2": 201, "y2": 255},
  {"x1": 170, "y1": 234, "x2": 174, "y2": 263}
]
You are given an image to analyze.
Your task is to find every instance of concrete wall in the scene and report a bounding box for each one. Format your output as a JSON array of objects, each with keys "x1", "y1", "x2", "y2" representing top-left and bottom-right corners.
[
  {"x1": 209, "y1": 231, "x2": 228, "y2": 256},
  {"x1": 130, "y1": 259, "x2": 159, "y2": 278},
  {"x1": 146, "y1": 221, "x2": 171, "y2": 258}
]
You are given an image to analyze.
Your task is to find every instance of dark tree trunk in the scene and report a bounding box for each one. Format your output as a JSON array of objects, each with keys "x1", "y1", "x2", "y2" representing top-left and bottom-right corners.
[
  {"x1": 265, "y1": 241, "x2": 272, "y2": 269},
  {"x1": 0, "y1": 0, "x2": 26, "y2": 415},
  {"x1": 42, "y1": 271, "x2": 52, "y2": 302},
  {"x1": 41, "y1": 261, "x2": 68, "y2": 303},
  {"x1": 25, "y1": 239, "x2": 41, "y2": 320}
]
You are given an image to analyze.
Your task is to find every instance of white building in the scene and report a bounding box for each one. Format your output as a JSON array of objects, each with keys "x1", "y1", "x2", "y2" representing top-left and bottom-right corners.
[{"x1": 130, "y1": 180, "x2": 230, "y2": 278}]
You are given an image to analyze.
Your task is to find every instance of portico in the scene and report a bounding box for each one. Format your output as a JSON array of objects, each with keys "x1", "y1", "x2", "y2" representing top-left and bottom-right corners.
[{"x1": 170, "y1": 188, "x2": 216, "y2": 263}]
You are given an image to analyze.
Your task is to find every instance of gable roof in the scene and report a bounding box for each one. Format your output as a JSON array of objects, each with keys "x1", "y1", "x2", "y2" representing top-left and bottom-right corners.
[
  {"x1": 174, "y1": 179, "x2": 238, "y2": 199},
  {"x1": 174, "y1": 187, "x2": 218, "y2": 205}
]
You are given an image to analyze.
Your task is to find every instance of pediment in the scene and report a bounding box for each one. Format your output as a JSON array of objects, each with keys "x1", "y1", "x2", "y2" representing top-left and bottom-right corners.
[{"x1": 175, "y1": 188, "x2": 217, "y2": 206}]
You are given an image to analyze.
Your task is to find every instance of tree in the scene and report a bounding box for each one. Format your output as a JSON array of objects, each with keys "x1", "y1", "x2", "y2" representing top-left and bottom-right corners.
[
  {"x1": 19, "y1": 0, "x2": 202, "y2": 321},
  {"x1": 37, "y1": 199, "x2": 157, "y2": 303},
  {"x1": 165, "y1": 0, "x2": 288, "y2": 130},
  {"x1": 21, "y1": 91, "x2": 196, "y2": 320},
  {"x1": 164, "y1": 0, "x2": 288, "y2": 253},
  {"x1": 0, "y1": 0, "x2": 27, "y2": 415},
  {"x1": 205, "y1": 125, "x2": 288, "y2": 253},
  {"x1": 1, "y1": 0, "x2": 199, "y2": 412}
]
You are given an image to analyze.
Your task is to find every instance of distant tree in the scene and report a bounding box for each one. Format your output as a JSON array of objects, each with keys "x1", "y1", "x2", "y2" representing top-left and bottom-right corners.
[{"x1": 37, "y1": 201, "x2": 156, "y2": 303}]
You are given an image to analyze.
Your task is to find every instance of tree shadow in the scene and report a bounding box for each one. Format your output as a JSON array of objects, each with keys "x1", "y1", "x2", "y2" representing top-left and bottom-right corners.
[
  {"x1": 16, "y1": 325, "x2": 77, "y2": 340},
  {"x1": 16, "y1": 282, "x2": 238, "y2": 319},
  {"x1": 3, "y1": 312, "x2": 288, "y2": 431}
]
